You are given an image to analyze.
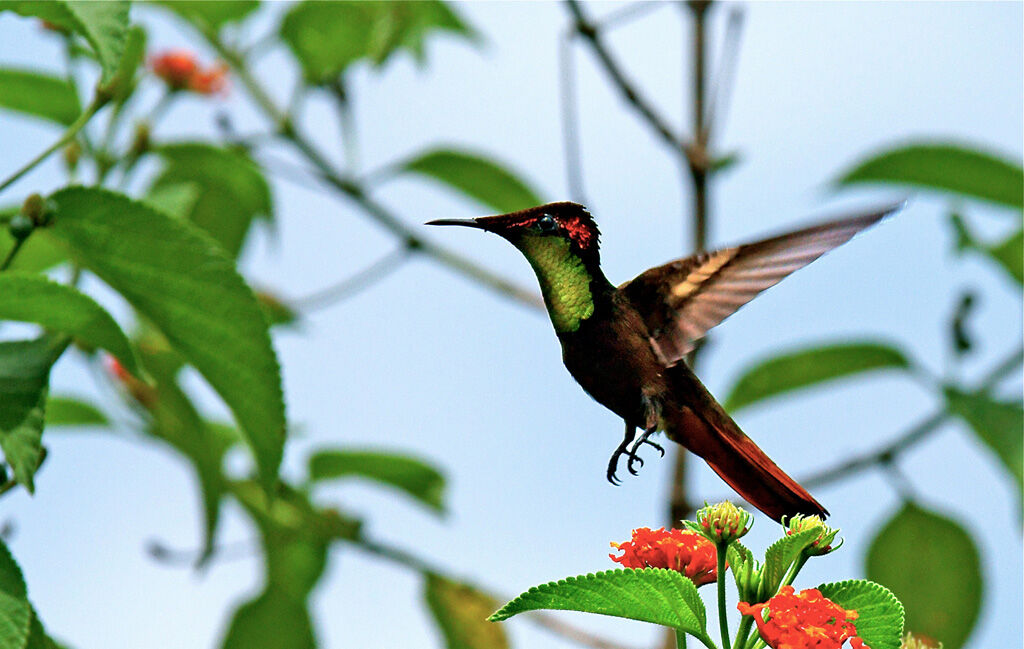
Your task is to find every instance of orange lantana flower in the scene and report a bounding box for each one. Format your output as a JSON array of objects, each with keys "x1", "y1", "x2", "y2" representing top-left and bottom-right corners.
[
  {"x1": 738, "y1": 586, "x2": 868, "y2": 649},
  {"x1": 149, "y1": 50, "x2": 228, "y2": 96},
  {"x1": 610, "y1": 527, "x2": 717, "y2": 586}
]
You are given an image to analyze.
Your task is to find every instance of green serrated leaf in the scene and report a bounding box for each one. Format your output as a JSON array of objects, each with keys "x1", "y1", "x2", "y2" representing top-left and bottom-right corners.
[
  {"x1": 0, "y1": 272, "x2": 138, "y2": 375},
  {"x1": 43, "y1": 395, "x2": 108, "y2": 427},
  {"x1": 866, "y1": 502, "x2": 981, "y2": 649},
  {"x1": 489, "y1": 569, "x2": 708, "y2": 639},
  {"x1": 307, "y1": 449, "x2": 446, "y2": 513},
  {"x1": 760, "y1": 528, "x2": 821, "y2": 599},
  {"x1": 44, "y1": 187, "x2": 285, "y2": 493},
  {"x1": 944, "y1": 386, "x2": 1023, "y2": 496},
  {"x1": 0, "y1": 337, "x2": 65, "y2": 493},
  {"x1": 398, "y1": 148, "x2": 542, "y2": 214},
  {"x1": 724, "y1": 341, "x2": 911, "y2": 412},
  {"x1": 425, "y1": 575, "x2": 507, "y2": 649},
  {"x1": 151, "y1": 143, "x2": 272, "y2": 258},
  {"x1": 818, "y1": 579, "x2": 904, "y2": 649},
  {"x1": 0, "y1": 68, "x2": 81, "y2": 125},
  {"x1": 0, "y1": 538, "x2": 31, "y2": 649},
  {"x1": 0, "y1": 1, "x2": 130, "y2": 82},
  {"x1": 280, "y1": 0, "x2": 476, "y2": 83},
  {"x1": 837, "y1": 142, "x2": 1023, "y2": 211},
  {"x1": 154, "y1": 0, "x2": 260, "y2": 31}
]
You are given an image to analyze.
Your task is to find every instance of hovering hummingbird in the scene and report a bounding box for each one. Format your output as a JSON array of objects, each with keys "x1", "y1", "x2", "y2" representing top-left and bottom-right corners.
[{"x1": 428, "y1": 202, "x2": 899, "y2": 521}]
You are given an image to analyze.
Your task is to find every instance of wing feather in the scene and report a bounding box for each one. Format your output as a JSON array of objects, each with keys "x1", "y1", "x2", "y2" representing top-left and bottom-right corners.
[{"x1": 621, "y1": 204, "x2": 901, "y2": 365}]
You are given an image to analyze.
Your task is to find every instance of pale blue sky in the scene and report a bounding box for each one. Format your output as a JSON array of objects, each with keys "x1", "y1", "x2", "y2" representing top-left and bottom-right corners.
[{"x1": 1, "y1": 2, "x2": 1021, "y2": 649}]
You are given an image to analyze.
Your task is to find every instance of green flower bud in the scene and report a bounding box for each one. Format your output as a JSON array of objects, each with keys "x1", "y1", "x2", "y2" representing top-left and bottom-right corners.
[
  {"x1": 784, "y1": 514, "x2": 842, "y2": 556},
  {"x1": 8, "y1": 213, "x2": 34, "y2": 241},
  {"x1": 695, "y1": 501, "x2": 752, "y2": 544}
]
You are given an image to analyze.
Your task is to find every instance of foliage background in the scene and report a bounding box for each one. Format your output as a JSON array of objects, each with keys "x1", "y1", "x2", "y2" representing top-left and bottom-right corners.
[{"x1": 0, "y1": 2, "x2": 1020, "y2": 649}]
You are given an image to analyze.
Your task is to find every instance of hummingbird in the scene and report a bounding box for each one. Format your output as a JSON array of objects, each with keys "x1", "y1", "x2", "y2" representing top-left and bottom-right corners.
[{"x1": 427, "y1": 202, "x2": 898, "y2": 521}]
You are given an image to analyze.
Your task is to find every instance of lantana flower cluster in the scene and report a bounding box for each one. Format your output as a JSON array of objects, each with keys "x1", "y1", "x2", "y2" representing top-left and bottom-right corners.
[
  {"x1": 610, "y1": 526, "x2": 718, "y2": 586},
  {"x1": 738, "y1": 585, "x2": 868, "y2": 649},
  {"x1": 149, "y1": 50, "x2": 229, "y2": 95}
]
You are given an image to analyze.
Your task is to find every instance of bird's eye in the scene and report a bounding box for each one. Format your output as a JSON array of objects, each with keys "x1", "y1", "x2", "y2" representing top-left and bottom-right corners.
[{"x1": 537, "y1": 213, "x2": 558, "y2": 232}]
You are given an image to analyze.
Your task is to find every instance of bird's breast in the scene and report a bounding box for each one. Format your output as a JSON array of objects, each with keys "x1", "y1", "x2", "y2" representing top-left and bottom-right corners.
[{"x1": 557, "y1": 298, "x2": 668, "y2": 427}]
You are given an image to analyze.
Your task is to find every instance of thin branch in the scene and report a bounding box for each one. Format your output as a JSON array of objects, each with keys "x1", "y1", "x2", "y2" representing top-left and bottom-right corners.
[
  {"x1": 564, "y1": 0, "x2": 699, "y2": 166},
  {"x1": 703, "y1": 6, "x2": 744, "y2": 143},
  {"x1": 559, "y1": 29, "x2": 588, "y2": 203},
  {"x1": 292, "y1": 245, "x2": 413, "y2": 312},
  {"x1": 0, "y1": 95, "x2": 106, "y2": 195},
  {"x1": 202, "y1": 28, "x2": 543, "y2": 312}
]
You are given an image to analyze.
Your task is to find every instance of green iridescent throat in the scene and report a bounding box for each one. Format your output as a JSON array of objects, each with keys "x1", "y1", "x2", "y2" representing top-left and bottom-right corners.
[{"x1": 518, "y1": 234, "x2": 596, "y2": 332}]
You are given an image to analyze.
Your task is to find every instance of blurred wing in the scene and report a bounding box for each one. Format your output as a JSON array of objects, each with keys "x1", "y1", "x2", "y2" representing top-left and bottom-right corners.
[{"x1": 620, "y1": 204, "x2": 900, "y2": 365}]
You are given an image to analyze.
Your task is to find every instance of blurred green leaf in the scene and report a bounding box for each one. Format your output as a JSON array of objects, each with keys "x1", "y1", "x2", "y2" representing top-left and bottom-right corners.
[
  {"x1": 307, "y1": 448, "x2": 445, "y2": 513},
  {"x1": 141, "y1": 351, "x2": 233, "y2": 564},
  {"x1": 817, "y1": 580, "x2": 904, "y2": 649},
  {"x1": 837, "y1": 142, "x2": 1023, "y2": 210},
  {"x1": 0, "y1": 1, "x2": 130, "y2": 82},
  {"x1": 489, "y1": 569, "x2": 709, "y2": 640},
  {"x1": 154, "y1": 0, "x2": 260, "y2": 31},
  {"x1": 43, "y1": 395, "x2": 107, "y2": 427},
  {"x1": 280, "y1": 0, "x2": 475, "y2": 83},
  {"x1": 944, "y1": 386, "x2": 1023, "y2": 496},
  {"x1": 866, "y1": 502, "x2": 981, "y2": 649},
  {"x1": 105, "y1": 25, "x2": 146, "y2": 105},
  {"x1": 724, "y1": 341, "x2": 911, "y2": 412},
  {"x1": 45, "y1": 187, "x2": 286, "y2": 493},
  {"x1": 986, "y1": 228, "x2": 1023, "y2": 285},
  {"x1": 0, "y1": 68, "x2": 81, "y2": 125},
  {"x1": 152, "y1": 143, "x2": 272, "y2": 258},
  {"x1": 0, "y1": 230, "x2": 66, "y2": 273},
  {"x1": 0, "y1": 337, "x2": 65, "y2": 493},
  {"x1": 948, "y1": 212, "x2": 1023, "y2": 285},
  {"x1": 143, "y1": 182, "x2": 201, "y2": 220},
  {"x1": 222, "y1": 482, "x2": 360, "y2": 649},
  {"x1": 220, "y1": 589, "x2": 315, "y2": 649},
  {"x1": 0, "y1": 272, "x2": 138, "y2": 375},
  {"x1": 425, "y1": 575, "x2": 507, "y2": 649},
  {"x1": 0, "y1": 538, "x2": 31, "y2": 649},
  {"x1": 397, "y1": 149, "x2": 542, "y2": 214}
]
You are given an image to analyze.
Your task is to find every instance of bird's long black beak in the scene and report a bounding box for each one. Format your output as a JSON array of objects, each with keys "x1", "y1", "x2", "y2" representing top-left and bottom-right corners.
[{"x1": 425, "y1": 218, "x2": 490, "y2": 230}]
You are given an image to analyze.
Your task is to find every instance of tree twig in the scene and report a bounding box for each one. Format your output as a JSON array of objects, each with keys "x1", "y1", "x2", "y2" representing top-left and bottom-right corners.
[
  {"x1": 201, "y1": 27, "x2": 543, "y2": 312},
  {"x1": 292, "y1": 245, "x2": 413, "y2": 312},
  {"x1": 564, "y1": 0, "x2": 699, "y2": 166},
  {"x1": 559, "y1": 29, "x2": 588, "y2": 204}
]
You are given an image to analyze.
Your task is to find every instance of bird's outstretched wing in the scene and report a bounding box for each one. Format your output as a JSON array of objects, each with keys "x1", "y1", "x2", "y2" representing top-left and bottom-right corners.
[{"x1": 619, "y1": 204, "x2": 901, "y2": 365}]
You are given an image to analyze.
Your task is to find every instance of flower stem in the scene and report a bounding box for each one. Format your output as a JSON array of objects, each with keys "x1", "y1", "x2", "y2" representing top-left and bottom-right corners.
[
  {"x1": 0, "y1": 96, "x2": 105, "y2": 196},
  {"x1": 733, "y1": 615, "x2": 753, "y2": 649},
  {"x1": 675, "y1": 630, "x2": 687, "y2": 649},
  {"x1": 0, "y1": 236, "x2": 27, "y2": 271},
  {"x1": 781, "y1": 554, "x2": 809, "y2": 588},
  {"x1": 716, "y1": 542, "x2": 731, "y2": 649}
]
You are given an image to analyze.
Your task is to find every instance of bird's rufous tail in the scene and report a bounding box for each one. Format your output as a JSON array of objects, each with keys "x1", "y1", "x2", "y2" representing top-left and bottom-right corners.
[{"x1": 663, "y1": 371, "x2": 827, "y2": 521}]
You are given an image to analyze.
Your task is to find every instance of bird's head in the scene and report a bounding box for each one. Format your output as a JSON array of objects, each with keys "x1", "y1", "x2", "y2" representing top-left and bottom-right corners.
[{"x1": 427, "y1": 201, "x2": 601, "y2": 260}]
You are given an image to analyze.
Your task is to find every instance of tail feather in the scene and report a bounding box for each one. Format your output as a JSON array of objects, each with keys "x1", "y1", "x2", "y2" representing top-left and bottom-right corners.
[{"x1": 664, "y1": 369, "x2": 826, "y2": 521}]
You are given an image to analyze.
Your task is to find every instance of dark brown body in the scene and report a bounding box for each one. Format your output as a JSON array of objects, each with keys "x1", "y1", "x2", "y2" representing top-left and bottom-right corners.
[{"x1": 560, "y1": 289, "x2": 826, "y2": 521}]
